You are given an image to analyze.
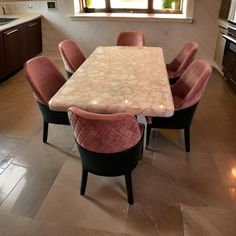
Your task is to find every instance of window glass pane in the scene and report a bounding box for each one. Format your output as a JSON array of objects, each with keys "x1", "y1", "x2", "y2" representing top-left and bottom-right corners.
[
  {"x1": 110, "y1": 0, "x2": 148, "y2": 9},
  {"x1": 153, "y1": 0, "x2": 182, "y2": 10},
  {"x1": 85, "y1": 0, "x2": 105, "y2": 8}
]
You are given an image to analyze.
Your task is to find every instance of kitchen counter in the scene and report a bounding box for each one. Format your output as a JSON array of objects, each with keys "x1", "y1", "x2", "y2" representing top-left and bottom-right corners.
[{"x1": 0, "y1": 13, "x2": 41, "y2": 32}]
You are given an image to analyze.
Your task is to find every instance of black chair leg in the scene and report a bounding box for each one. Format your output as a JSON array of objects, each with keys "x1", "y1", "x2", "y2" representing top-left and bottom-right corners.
[
  {"x1": 125, "y1": 173, "x2": 134, "y2": 205},
  {"x1": 80, "y1": 169, "x2": 88, "y2": 195},
  {"x1": 146, "y1": 126, "x2": 151, "y2": 148},
  {"x1": 184, "y1": 126, "x2": 190, "y2": 152},
  {"x1": 43, "y1": 122, "x2": 48, "y2": 143}
]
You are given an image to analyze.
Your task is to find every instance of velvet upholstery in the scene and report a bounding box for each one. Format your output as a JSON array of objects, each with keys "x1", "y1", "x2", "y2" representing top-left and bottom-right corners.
[
  {"x1": 146, "y1": 60, "x2": 212, "y2": 152},
  {"x1": 68, "y1": 107, "x2": 143, "y2": 153},
  {"x1": 68, "y1": 107, "x2": 144, "y2": 204},
  {"x1": 26, "y1": 56, "x2": 66, "y2": 106},
  {"x1": 58, "y1": 39, "x2": 86, "y2": 76},
  {"x1": 171, "y1": 60, "x2": 212, "y2": 110},
  {"x1": 167, "y1": 42, "x2": 198, "y2": 82},
  {"x1": 116, "y1": 32, "x2": 145, "y2": 46},
  {"x1": 25, "y1": 56, "x2": 70, "y2": 143}
]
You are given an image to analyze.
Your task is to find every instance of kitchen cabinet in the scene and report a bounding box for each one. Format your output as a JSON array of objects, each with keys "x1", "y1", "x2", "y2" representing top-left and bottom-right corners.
[
  {"x1": 18, "y1": 24, "x2": 30, "y2": 64},
  {"x1": 0, "y1": 32, "x2": 7, "y2": 78},
  {"x1": 0, "y1": 18, "x2": 42, "y2": 82},
  {"x1": 4, "y1": 27, "x2": 21, "y2": 74},
  {"x1": 27, "y1": 19, "x2": 42, "y2": 58}
]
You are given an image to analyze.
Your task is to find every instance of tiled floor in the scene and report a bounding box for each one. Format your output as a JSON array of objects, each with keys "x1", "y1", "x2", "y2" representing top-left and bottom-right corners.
[{"x1": 0, "y1": 62, "x2": 236, "y2": 236}]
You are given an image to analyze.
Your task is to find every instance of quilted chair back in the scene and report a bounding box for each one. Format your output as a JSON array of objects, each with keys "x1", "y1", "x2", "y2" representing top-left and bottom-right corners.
[
  {"x1": 58, "y1": 39, "x2": 86, "y2": 73},
  {"x1": 68, "y1": 107, "x2": 142, "y2": 153},
  {"x1": 171, "y1": 60, "x2": 212, "y2": 110},
  {"x1": 167, "y1": 42, "x2": 198, "y2": 78},
  {"x1": 117, "y1": 32, "x2": 145, "y2": 46},
  {"x1": 25, "y1": 56, "x2": 66, "y2": 106}
]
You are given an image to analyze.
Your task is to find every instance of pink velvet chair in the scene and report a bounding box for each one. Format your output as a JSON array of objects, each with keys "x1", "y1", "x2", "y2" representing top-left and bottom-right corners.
[
  {"x1": 58, "y1": 39, "x2": 86, "y2": 78},
  {"x1": 25, "y1": 56, "x2": 70, "y2": 143},
  {"x1": 167, "y1": 42, "x2": 198, "y2": 84},
  {"x1": 116, "y1": 31, "x2": 145, "y2": 46},
  {"x1": 68, "y1": 107, "x2": 144, "y2": 204},
  {"x1": 146, "y1": 60, "x2": 212, "y2": 152}
]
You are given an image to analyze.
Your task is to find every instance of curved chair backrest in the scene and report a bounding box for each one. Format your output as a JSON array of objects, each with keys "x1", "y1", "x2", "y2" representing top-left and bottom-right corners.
[
  {"x1": 68, "y1": 107, "x2": 142, "y2": 153},
  {"x1": 116, "y1": 32, "x2": 145, "y2": 46},
  {"x1": 171, "y1": 60, "x2": 212, "y2": 110},
  {"x1": 58, "y1": 39, "x2": 86, "y2": 73},
  {"x1": 167, "y1": 42, "x2": 199, "y2": 78},
  {"x1": 25, "y1": 56, "x2": 66, "y2": 106}
]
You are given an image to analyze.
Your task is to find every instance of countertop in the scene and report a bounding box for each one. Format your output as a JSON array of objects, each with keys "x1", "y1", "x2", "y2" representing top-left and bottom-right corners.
[
  {"x1": 0, "y1": 13, "x2": 41, "y2": 32},
  {"x1": 49, "y1": 46, "x2": 174, "y2": 117}
]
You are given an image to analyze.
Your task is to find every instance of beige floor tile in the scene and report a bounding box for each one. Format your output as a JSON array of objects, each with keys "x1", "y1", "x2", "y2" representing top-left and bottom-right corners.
[
  {"x1": 182, "y1": 206, "x2": 236, "y2": 236},
  {"x1": 0, "y1": 212, "x2": 32, "y2": 236},
  {"x1": 0, "y1": 136, "x2": 24, "y2": 158},
  {"x1": 35, "y1": 157, "x2": 184, "y2": 235},
  {"x1": 0, "y1": 164, "x2": 28, "y2": 203},
  {"x1": 150, "y1": 151, "x2": 231, "y2": 209},
  {"x1": 25, "y1": 219, "x2": 131, "y2": 236}
]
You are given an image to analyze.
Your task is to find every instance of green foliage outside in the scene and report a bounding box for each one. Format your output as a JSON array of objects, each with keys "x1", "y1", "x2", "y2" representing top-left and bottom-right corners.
[
  {"x1": 85, "y1": 0, "x2": 181, "y2": 10},
  {"x1": 162, "y1": 0, "x2": 181, "y2": 9},
  {"x1": 86, "y1": 0, "x2": 92, "y2": 8}
]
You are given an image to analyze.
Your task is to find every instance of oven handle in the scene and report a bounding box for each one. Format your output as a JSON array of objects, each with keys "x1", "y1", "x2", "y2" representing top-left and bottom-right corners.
[{"x1": 223, "y1": 34, "x2": 236, "y2": 44}]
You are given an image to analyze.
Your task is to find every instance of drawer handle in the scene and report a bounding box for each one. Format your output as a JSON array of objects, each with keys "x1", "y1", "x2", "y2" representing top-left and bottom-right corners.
[
  {"x1": 230, "y1": 78, "x2": 236, "y2": 85},
  {"x1": 6, "y1": 29, "x2": 18, "y2": 35},
  {"x1": 28, "y1": 23, "x2": 37, "y2": 27}
]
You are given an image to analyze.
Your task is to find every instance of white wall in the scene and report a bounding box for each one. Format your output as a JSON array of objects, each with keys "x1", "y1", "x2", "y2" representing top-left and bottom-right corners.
[{"x1": 2, "y1": 0, "x2": 221, "y2": 64}]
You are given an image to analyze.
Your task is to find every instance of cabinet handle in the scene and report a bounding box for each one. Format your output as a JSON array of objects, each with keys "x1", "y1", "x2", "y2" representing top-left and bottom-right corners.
[
  {"x1": 28, "y1": 23, "x2": 37, "y2": 27},
  {"x1": 5, "y1": 29, "x2": 18, "y2": 35},
  {"x1": 230, "y1": 78, "x2": 236, "y2": 85}
]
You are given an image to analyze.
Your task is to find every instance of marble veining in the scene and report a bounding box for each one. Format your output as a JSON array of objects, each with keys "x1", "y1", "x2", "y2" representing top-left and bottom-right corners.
[{"x1": 49, "y1": 46, "x2": 174, "y2": 117}]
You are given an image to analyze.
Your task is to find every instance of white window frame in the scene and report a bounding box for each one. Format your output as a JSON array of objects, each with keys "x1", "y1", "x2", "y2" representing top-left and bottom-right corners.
[{"x1": 72, "y1": 0, "x2": 194, "y2": 23}]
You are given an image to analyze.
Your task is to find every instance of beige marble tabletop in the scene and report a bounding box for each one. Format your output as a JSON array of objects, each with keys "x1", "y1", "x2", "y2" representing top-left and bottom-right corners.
[{"x1": 49, "y1": 46, "x2": 174, "y2": 117}]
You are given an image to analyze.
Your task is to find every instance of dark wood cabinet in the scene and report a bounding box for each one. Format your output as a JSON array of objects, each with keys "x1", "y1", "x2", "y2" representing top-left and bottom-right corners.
[
  {"x1": 27, "y1": 19, "x2": 42, "y2": 58},
  {"x1": 18, "y1": 24, "x2": 30, "y2": 64},
  {"x1": 4, "y1": 27, "x2": 21, "y2": 73},
  {"x1": 0, "y1": 32, "x2": 7, "y2": 79},
  {"x1": 0, "y1": 18, "x2": 42, "y2": 82}
]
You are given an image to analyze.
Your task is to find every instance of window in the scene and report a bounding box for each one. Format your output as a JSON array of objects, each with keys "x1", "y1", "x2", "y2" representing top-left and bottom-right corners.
[{"x1": 81, "y1": 0, "x2": 183, "y2": 14}]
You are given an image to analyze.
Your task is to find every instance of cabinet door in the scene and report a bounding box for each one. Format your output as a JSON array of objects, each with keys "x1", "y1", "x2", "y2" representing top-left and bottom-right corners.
[
  {"x1": 0, "y1": 32, "x2": 7, "y2": 80},
  {"x1": 4, "y1": 27, "x2": 21, "y2": 73},
  {"x1": 18, "y1": 24, "x2": 30, "y2": 64},
  {"x1": 27, "y1": 19, "x2": 42, "y2": 58}
]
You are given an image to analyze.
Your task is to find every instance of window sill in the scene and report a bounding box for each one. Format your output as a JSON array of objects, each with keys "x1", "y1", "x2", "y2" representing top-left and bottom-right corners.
[{"x1": 70, "y1": 13, "x2": 193, "y2": 23}]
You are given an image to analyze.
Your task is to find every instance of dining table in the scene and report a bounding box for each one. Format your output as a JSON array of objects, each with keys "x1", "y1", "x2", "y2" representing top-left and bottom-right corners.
[{"x1": 49, "y1": 46, "x2": 174, "y2": 117}]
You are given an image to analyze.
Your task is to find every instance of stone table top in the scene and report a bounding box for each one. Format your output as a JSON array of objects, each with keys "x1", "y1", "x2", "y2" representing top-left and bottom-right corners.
[{"x1": 49, "y1": 46, "x2": 174, "y2": 117}]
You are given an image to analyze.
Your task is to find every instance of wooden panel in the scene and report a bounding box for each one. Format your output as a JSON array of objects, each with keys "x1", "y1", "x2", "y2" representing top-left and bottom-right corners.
[
  {"x1": 0, "y1": 32, "x2": 7, "y2": 80},
  {"x1": 4, "y1": 27, "x2": 21, "y2": 73},
  {"x1": 18, "y1": 24, "x2": 30, "y2": 64},
  {"x1": 27, "y1": 18, "x2": 42, "y2": 58}
]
